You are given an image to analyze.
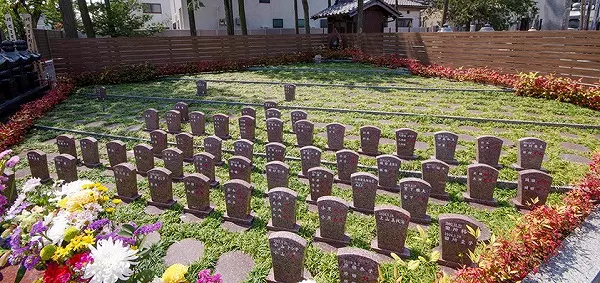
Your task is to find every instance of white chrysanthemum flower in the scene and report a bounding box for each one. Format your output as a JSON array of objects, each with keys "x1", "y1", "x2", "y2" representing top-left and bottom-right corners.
[
  {"x1": 299, "y1": 280, "x2": 317, "y2": 283},
  {"x1": 46, "y1": 213, "x2": 69, "y2": 244},
  {"x1": 54, "y1": 179, "x2": 94, "y2": 199},
  {"x1": 151, "y1": 278, "x2": 163, "y2": 283},
  {"x1": 22, "y1": 178, "x2": 41, "y2": 193},
  {"x1": 84, "y1": 237, "x2": 138, "y2": 283}
]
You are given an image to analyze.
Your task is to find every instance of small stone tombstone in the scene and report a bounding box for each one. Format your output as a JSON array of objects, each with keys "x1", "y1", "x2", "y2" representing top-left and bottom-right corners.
[
  {"x1": 266, "y1": 161, "x2": 289, "y2": 190},
  {"x1": 165, "y1": 110, "x2": 182, "y2": 134},
  {"x1": 106, "y1": 140, "x2": 127, "y2": 168},
  {"x1": 80, "y1": 137, "x2": 101, "y2": 168},
  {"x1": 233, "y1": 139, "x2": 254, "y2": 161},
  {"x1": 337, "y1": 248, "x2": 381, "y2": 283},
  {"x1": 359, "y1": 126, "x2": 381, "y2": 156},
  {"x1": 113, "y1": 163, "x2": 140, "y2": 202},
  {"x1": 476, "y1": 136, "x2": 503, "y2": 169},
  {"x1": 313, "y1": 196, "x2": 350, "y2": 246},
  {"x1": 147, "y1": 167, "x2": 176, "y2": 208},
  {"x1": 267, "y1": 188, "x2": 300, "y2": 232},
  {"x1": 266, "y1": 142, "x2": 286, "y2": 162},
  {"x1": 350, "y1": 172, "x2": 379, "y2": 214},
  {"x1": 395, "y1": 128, "x2": 418, "y2": 160},
  {"x1": 421, "y1": 159, "x2": 450, "y2": 200},
  {"x1": 377, "y1": 155, "x2": 402, "y2": 192},
  {"x1": 175, "y1": 133, "x2": 195, "y2": 162},
  {"x1": 514, "y1": 137, "x2": 547, "y2": 171},
  {"x1": 266, "y1": 108, "x2": 282, "y2": 120},
  {"x1": 56, "y1": 134, "x2": 77, "y2": 159},
  {"x1": 223, "y1": 179, "x2": 254, "y2": 225},
  {"x1": 513, "y1": 169, "x2": 552, "y2": 210},
  {"x1": 95, "y1": 86, "x2": 106, "y2": 100},
  {"x1": 399, "y1": 178, "x2": 432, "y2": 224},
  {"x1": 241, "y1": 106, "x2": 256, "y2": 119},
  {"x1": 193, "y1": 152, "x2": 219, "y2": 187},
  {"x1": 335, "y1": 150, "x2": 358, "y2": 185},
  {"x1": 299, "y1": 146, "x2": 321, "y2": 178},
  {"x1": 264, "y1": 100, "x2": 278, "y2": 110},
  {"x1": 290, "y1": 110, "x2": 308, "y2": 133},
  {"x1": 196, "y1": 80, "x2": 207, "y2": 95},
  {"x1": 326, "y1": 123, "x2": 345, "y2": 151},
  {"x1": 238, "y1": 115, "x2": 256, "y2": 141},
  {"x1": 464, "y1": 164, "x2": 499, "y2": 207},
  {"x1": 266, "y1": 118, "x2": 284, "y2": 143},
  {"x1": 433, "y1": 131, "x2": 459, "y2": 165},
  {"x1": 203, "y1": 136, "x2": 224, "y2": 166},
  {"x1": 213, "y1": 113, "x2": 231, "y2": 140},
  {"x1": 143, "y1": 109, "x2": 159, "y2": 132},
  {"x1": 294, "y1": 120, "x2": 314, "y2": 147},
  {"x1": 189, "y1": 111, "x2": 206, "y2": 136},
  {"x1": 267, "y1": 232, "x2": 310, "y2": 283},
  {"x1": 314, "y1": 55, "x2": 322, "y2": 63},
  {"x1": 162, "y1": 148, "x2": 184, "y2": 181},
  {"x1": 173, "y1": 102, "x2": 189, "y2": 122},
  {"x1": 150, "y1": 130, "x2": 168, "y2": 157},
  {"x1": 228, "y1": 156, "x2": 253, "y2": 184},
  {"x1": 284, "y1": 84, "x2": 296, "y2": 101},
  {"x1": 436, "y1": 214, "x2": 491, "y2": 268},
  {"x1": 133, "y1": 144, "x2": 154, "y2": 176},
  {"x1": 27, "y1": 150, "x2": 51, "y2": 183},
  {"x1": 371, "y1": 206, "x2": 411, "y2": 258},
  {"x1": 183, "y1": 173, "x2": 214, "y2": 216},
  {"x1": 307, "y1": 167, "x2": 335, "y2": 204},
  {"x1": 54, "y1": 154, "x2": 78, "y2": 182}
]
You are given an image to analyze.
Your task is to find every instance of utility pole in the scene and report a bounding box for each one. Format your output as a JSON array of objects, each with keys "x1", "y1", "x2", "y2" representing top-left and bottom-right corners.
[
  {"x1": 585, "y1": 0, "x2": 593, "y2": 29},
  {"x1": 395, "y1": 0, "x2": 398, "y2": 32},
  {"x1": 294, "y1": 0, "x2": 299, "y2": 34},
  {"x1": 441, "y1": 0, "x2": 450, "y2": 25}
]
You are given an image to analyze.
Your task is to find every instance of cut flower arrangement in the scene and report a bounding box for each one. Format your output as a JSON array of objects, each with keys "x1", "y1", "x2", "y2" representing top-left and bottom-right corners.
[{"x1": 0, "y1": 170, "x2": 162, "y2": 283}]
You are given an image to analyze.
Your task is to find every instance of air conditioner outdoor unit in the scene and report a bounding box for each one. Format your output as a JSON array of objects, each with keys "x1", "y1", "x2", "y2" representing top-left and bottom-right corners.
[{"x1": 235, "y1": 18, "x2": 241, "y2": 25}]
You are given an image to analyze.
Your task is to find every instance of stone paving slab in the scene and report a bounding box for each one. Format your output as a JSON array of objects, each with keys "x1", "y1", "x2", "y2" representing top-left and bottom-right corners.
[
  {"x1": 214, "y1": 251, "x2": 255, "y2": 283},
  {"x1": 164, "y1": 238, "x2": 205, "y2": 266},
  {"x1": 524, "y1": 207, "x2": 600, "y2": 283}
]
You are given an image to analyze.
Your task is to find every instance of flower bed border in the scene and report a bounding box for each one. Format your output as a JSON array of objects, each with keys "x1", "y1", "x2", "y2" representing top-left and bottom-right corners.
[{"x1": 0, "y1": 48, "x2": 599, "y2": 282}]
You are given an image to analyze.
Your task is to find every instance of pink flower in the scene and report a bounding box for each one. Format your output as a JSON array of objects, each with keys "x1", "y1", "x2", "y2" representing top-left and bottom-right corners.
[
  {"x1": 5, "y1": 156, "x2": 20, "y2": 168},
  {"x1": 0, "y1": 150, "x2": 12, "y2": 160}
]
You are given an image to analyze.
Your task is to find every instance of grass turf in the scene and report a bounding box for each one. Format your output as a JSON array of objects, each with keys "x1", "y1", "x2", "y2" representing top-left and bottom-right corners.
[{"x1": 8, "y1": 62, "x2": 600, "y2": 282}]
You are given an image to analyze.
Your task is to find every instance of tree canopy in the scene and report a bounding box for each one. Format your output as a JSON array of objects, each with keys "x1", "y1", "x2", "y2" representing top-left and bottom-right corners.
[
  {"x1": 425, "y1": 0, "x2": 538, "y2": 30},
  {"x1": 88, "y1": 0, "x2": 164, "y2": 37}
]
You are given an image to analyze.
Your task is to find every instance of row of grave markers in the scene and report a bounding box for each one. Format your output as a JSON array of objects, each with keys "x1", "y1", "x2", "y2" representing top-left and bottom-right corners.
[
  {"x1": 195, "y1": 80, "x2": 296, "y2": 101},
  {"x1": 144, "y1": 101, "x2": 548, "y2": 172},
  {"x1": 49, "y1": 134, "x2": 554, "y2": 211}
]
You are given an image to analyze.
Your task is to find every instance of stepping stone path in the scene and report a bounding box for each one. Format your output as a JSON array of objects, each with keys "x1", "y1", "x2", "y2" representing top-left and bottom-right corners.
[
  {"x1": 378, "y1": 120, "x2": 394, "y2": 125},
  {"x1": 346, "y1": 135, "x2": 360, "y2": 141},
  {"x1": 560, "y1": 154, "x2": 592, "y2": 164},
  {"x1": 560, "y1": 142, "x2": 590, "y2": 153},
  {"x1": 467, "y1": 110, "x2": 484, "y2": 115},
  {"x1": 380, "y1": 138, "x2": 395, "y2": 145},
  {"x1": 405, "y1": 122, "x2": 420, "y2": 127},
  {"x1": 412, "y1": 106, "x2": 428, "y2": 111},
  {"x1": 142, "y1": 231, "x2": 161, "y2": 249},
  {"x1": 215, "y1": 251, "x2": 255, "y2": 283},
  {"x1": 458, "y1": 126, "x2": 481, "y2": 132},
  {"x1": 561, "y1": 132, "x2": 580, "y2": 139},
  {"x1": 457, "y1": 134, "x2": 475, "y2": 142},
  {"x1": 85, "y1": 121, "x2": 104, "y2": 127},
  {"x1": 124, "y1": 125, "x2": 143, "y2": 132},
  {"x1": 499, "y1": 137, "x2": 515, "y2": 147},
  {"x1": 164, "y1": 238, "x2": 205, "y2": 266},
  {"x1": 526, "y1": 130, "x2": 544, "y2": 136},
  {"x1": 491, "y1": 127, "x2": 509, "y2": 133},
  {"x1": 313, "y1": 122, "x2": 328, "y2": 129},
  {"x1": 415, "y1": 141, "x2": 429, "y2": 150},
  {"x1": 106, "y1": 123, "x2": 122, "y2": 129}
]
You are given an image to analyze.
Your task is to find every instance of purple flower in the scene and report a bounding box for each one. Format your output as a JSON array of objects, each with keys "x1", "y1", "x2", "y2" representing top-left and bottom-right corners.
[
  {"x1": 96, "y1": 233, "x2": 136, "y2": 246},
  {"x1": 5, "y1": 156, "x2": 20, "y2": 168},
  {"x1": 9, "y1": 227, "x2": 22, "y2": 249},
  {"x1": 87, "y1": 218, "x2": 111, "y2": 231},
  {"x1": 0, "y1": 150, "x2": 12, "y2": 161},
  {"x1": 197, "y1": 269, "x2": 222, "y2": 283},
  {"x1": 30, "y1": 220, "x2": 47, "y2": 236},
  {"x1": 23, "y1": 255, "x2": 40, "y2": 270},
  {"x1": 134, "y1": 222, "x2": 162, "y2": 236},
  {"x1": 0, "y1": 176, "x2": 7, "y2": 183}
]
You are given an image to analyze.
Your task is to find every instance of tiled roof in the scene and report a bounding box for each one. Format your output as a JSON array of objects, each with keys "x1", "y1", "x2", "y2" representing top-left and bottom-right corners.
[{"x1": 312, "y1": 0, "x2": 428, "y2": 19}]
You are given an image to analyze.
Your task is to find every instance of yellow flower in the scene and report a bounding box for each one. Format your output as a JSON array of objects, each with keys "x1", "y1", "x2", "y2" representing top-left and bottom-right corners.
[
  {"x1": 112, "y1": 199, "x2": 122, "y2": 204},
  {"x1": 52, "y1": 246, "x2": 71, "y2": 261},
  {"x1": 105, "y1": 207, "x2": 115, "y2": 213},
  {"x1": 162, "y1": 264, "x2": 189, "y2": 283},
  {"x1": 68, "y1": 234, "x2": 95, "y2": 252},
  {"x1": 58, "y1": 189, "x2": 101, "y2": 212}
]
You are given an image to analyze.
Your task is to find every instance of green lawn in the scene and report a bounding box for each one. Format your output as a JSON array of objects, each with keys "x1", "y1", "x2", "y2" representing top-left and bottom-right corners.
[{"x1": 9, "y1": 62, "x2": 600, "y2": 282}]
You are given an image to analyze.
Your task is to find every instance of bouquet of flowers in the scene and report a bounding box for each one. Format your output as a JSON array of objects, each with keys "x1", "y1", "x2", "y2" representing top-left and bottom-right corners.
[
  {"x1": 1, "y1": 178, "x2": 161, "y2": 283},
  {"x1": 0, "y1": 149, "x2": 20, "y2": 215}
]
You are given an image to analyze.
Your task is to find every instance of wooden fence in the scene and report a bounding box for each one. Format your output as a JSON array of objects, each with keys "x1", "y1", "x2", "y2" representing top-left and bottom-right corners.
[
  {"x1": 343, "y1": 31, "x2": 600, "y2": 85},
  {"x1": 48, "y1": 34, "x2": 328, "y2": 74},
  {"x1": 45, "y1": 31, "x2": 600, "y2": 85}
]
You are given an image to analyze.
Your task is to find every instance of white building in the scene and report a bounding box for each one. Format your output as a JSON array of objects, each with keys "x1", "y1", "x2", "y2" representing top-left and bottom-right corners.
[{"x1": 140, "y1": 0, "x2": 173, "y2": 27}]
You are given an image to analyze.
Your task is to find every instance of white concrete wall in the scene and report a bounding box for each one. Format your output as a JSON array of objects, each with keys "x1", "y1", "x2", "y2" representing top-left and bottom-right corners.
[{"x1": 140, "y1": 0, "x2": 172, "y2": 28}]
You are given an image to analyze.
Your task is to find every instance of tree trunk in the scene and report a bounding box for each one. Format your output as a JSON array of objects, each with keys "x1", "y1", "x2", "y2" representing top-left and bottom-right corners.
[
  {"x1": 58, "y1": 0, "x2": 78, "y2": 38},
  {"x1": 302, "y1": 0, "x2": 310, "y2": 34},
  {"x1": 238, "y1": 0, "x2": 247, "y2": 35},
  {"x1": 77, "y1": 0, "x2": 95, "y2": 37},
  {"x1": 187, "y1": 0, "x2": 197, "y2": 36},
  {"x1": 357, "y1": 0, "x2": 364, "y2": 33},
  {"x1": 223, "y1": 0, "x2": 234, "y2": 35},
  {"x1": 441, "y1": 0, "x2": 450, "y2": 26},
  {"x1": 104, "y1": 0, "x2": 115, "y2": 36},
  {"x1": 294, "y1": 0, "x2": 299, "y2": 34}
]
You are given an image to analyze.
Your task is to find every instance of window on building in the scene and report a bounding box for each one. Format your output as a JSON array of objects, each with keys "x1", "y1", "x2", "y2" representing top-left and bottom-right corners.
[
  {"x1": 297, "y1": 19, "x2": 305, "y2": 28},
  {"x1": 142, "y1": 3, "x2": 162, "y2": 13},
  {"x1": 273, "y1": 19, "x2": 283, "y2": 28},
  {"x1": 396, "y1": 18, "x2": 413, "y2": 27},
  {"x1": 320, "y1": 19, "x2": 328, "y2": 28},
  {"x1": 259, "y1": 0, "x2": 270, "y2": 3}
]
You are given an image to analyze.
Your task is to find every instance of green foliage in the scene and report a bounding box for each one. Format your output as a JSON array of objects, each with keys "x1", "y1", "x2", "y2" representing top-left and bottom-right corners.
[
  {"x1": 0, "y1": 0, "x2": 60, "y2": 38},
  {"x1": 425, "y1": 0, "x2": 538, "y2": 30},
  {"x1": 88, "y1": 0, "x2": 164, "y2": 37}
]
